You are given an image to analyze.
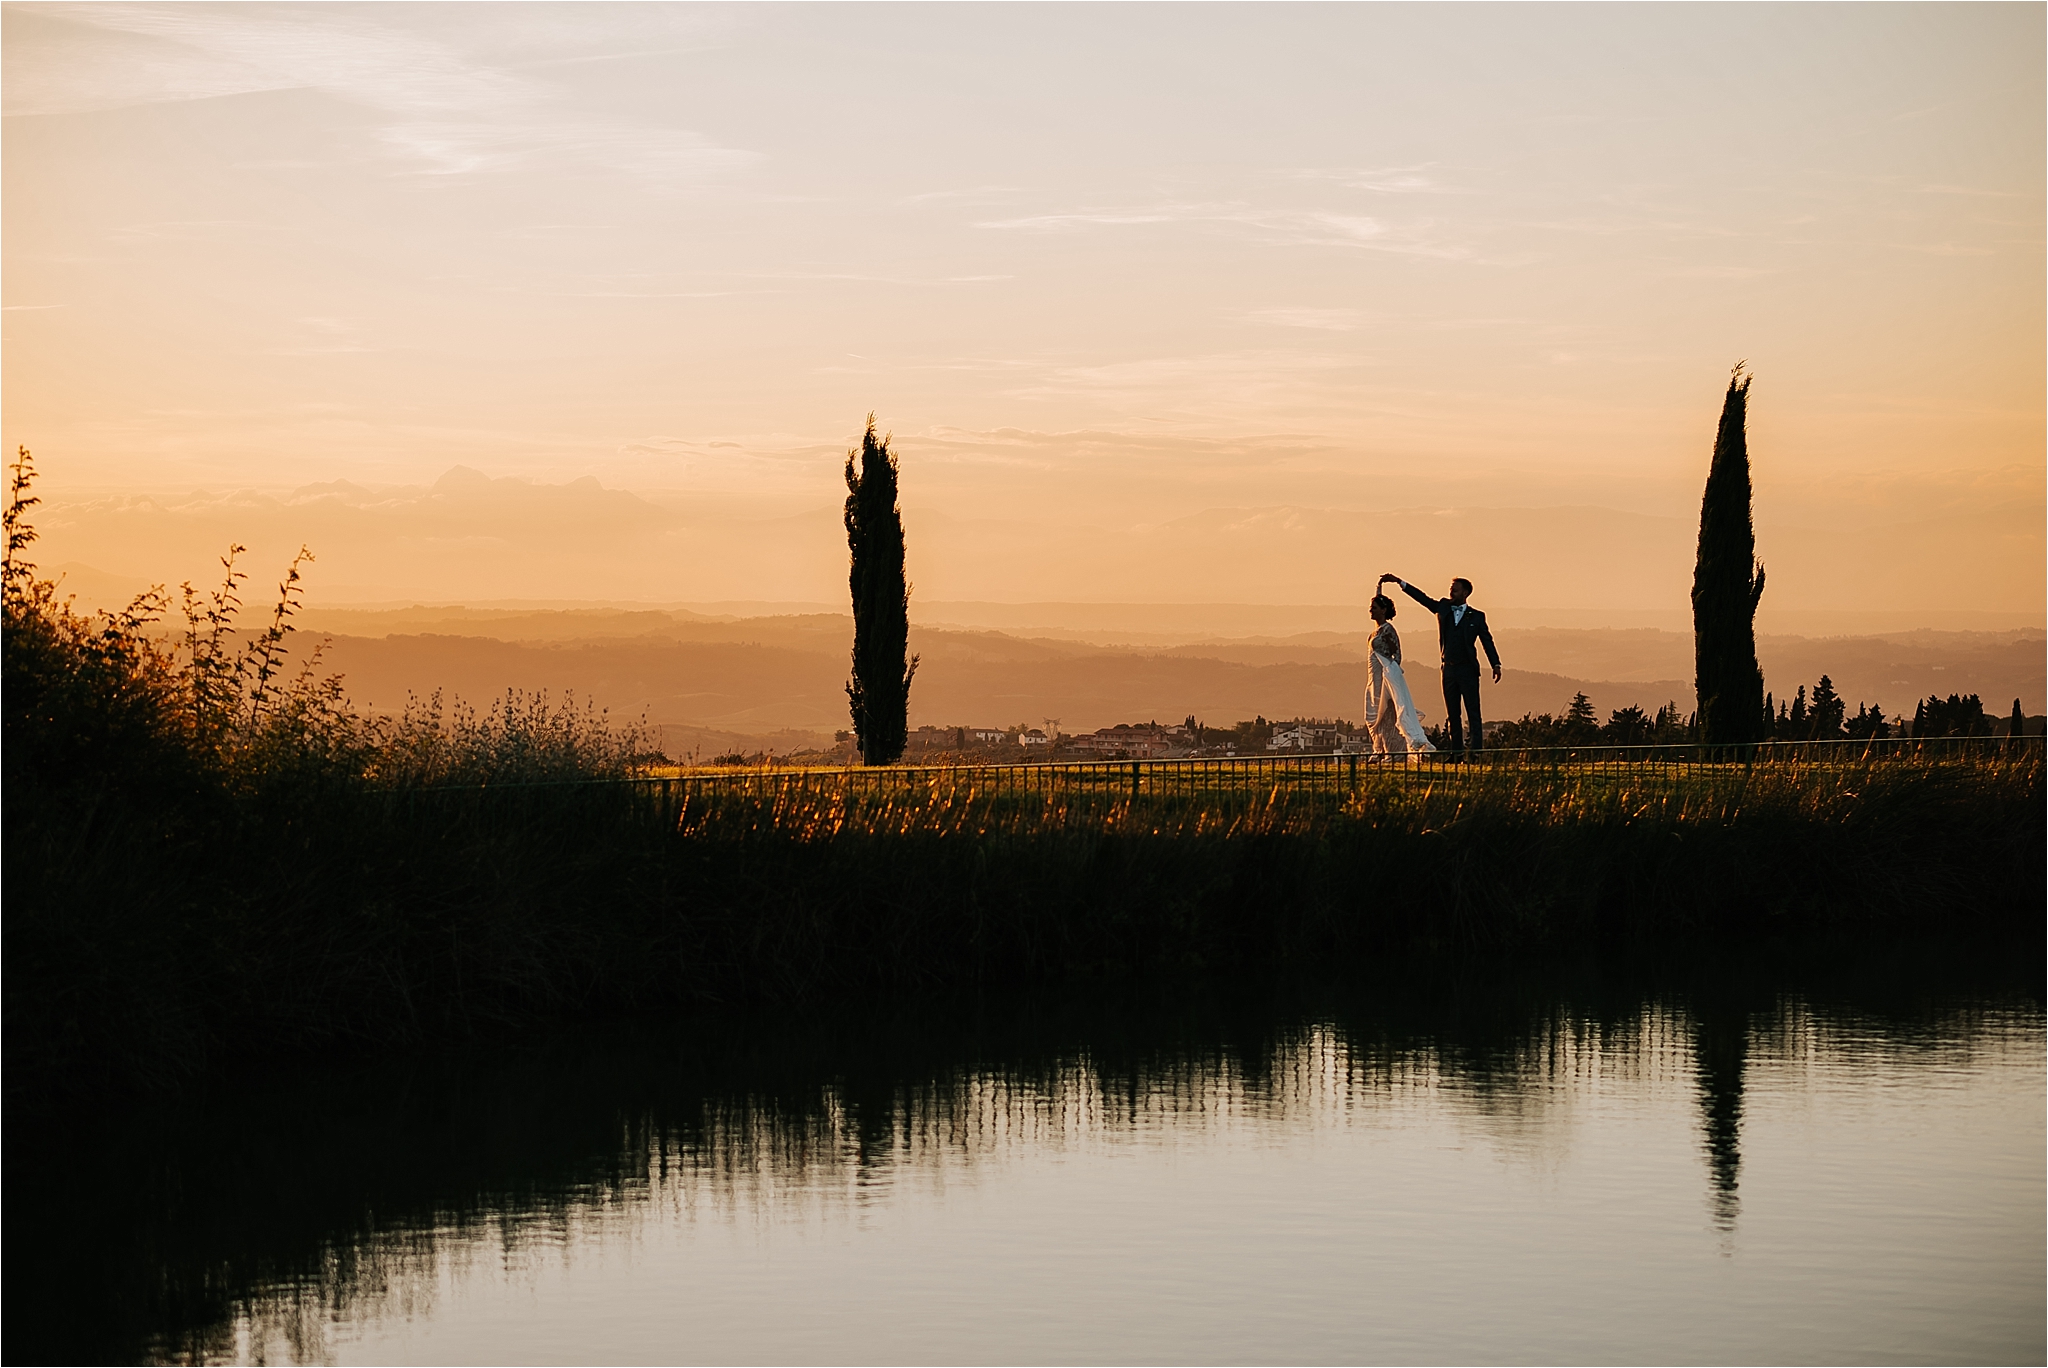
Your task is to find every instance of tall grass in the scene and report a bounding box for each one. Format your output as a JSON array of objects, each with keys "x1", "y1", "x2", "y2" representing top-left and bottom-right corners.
[
  {"x1": 4, "y1": 448, "x2": 2040, "y2": 1106},
  {"x1": 2, "y1": 447, "x2": 643, "y2": 791},
  {"x1": 655, "y1": 746, "x2": 2033, "y2": 841}
]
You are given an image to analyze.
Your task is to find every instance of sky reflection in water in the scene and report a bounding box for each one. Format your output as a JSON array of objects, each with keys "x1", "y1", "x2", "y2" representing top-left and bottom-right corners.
[{"x1": 118, "y1": 981, "x2": 2038, "y2": 1368}]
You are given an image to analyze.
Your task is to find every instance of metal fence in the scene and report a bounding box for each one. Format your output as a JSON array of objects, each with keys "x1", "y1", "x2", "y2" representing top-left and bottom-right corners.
[
  {"x1": 360, "y1": 735, "x2": 2037, "y2": 844},
  {"x1": 557, "y1": 732, "x2": 2040, "y2": 805}
]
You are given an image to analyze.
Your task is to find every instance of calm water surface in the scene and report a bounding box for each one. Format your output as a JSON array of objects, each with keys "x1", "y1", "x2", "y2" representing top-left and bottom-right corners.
[{"x1": 17, "y1": 957, "x2": 2045, "y2": 1365}]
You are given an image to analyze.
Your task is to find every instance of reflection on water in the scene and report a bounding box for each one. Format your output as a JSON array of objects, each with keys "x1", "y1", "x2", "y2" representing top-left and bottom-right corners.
[
  {"x1": 11, "y1": 952, "x2": 2045, "y2": 1365},
  {"x1": 1693, "y1": 1002, "x2": 1750, "y2": 1234}
]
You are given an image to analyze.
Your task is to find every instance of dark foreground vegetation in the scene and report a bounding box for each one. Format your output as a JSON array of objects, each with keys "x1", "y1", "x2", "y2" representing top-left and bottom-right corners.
[{"x1": 6, "y1": 451, "x2": 2043, "y2": 1106}]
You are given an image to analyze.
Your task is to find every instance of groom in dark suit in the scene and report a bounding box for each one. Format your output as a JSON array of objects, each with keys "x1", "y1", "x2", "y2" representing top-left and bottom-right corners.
[{"x1": 1379, "y1": 573, "x2": 1502, "y2": 755}]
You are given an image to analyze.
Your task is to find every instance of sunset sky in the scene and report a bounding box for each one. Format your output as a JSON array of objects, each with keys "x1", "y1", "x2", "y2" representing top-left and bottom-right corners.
[{"x1": 4, "y1": 3, "x2": 2041, "y2": 624}]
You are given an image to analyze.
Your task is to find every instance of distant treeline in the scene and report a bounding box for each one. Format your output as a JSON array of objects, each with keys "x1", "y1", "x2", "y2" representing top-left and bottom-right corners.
[
  {"x1": 1482, "y1": 697, "x2": 1695, "y2": 749},
  {"x1": 1476, "y1": 679, "x2": 2028, "y2": 750}
]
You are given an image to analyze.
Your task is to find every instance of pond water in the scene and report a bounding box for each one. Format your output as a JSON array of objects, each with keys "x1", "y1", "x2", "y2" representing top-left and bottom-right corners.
[{"x1": 13, "y1": 951, "x2": 2044, "y2": 1365}]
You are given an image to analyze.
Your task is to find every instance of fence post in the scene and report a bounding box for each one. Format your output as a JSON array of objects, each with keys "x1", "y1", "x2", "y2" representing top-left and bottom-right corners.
[{"x1": 1131, "y1": 760, "x2": 1141, "y2": 801}]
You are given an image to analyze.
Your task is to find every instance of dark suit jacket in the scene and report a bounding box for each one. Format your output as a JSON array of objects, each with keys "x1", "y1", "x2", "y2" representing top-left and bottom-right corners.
[{"x1": 1397, "y1": 582, "x2": 1502, "y2": 675}]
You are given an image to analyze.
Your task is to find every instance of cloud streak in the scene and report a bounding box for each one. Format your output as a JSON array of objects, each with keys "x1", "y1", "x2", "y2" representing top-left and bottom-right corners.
[
  {"x1": 1285, "y1": 165, "x2": 1474, "y2": 195},
  {"x1": 12, "y1": 5, "x2": 757, "y2": 188},
  {"x1": 1245, "y1": 308, "x2": 1361, "y2": 332},
  {"x1": 975, "y1": 201, "x2": 1472, "y2": 258}
]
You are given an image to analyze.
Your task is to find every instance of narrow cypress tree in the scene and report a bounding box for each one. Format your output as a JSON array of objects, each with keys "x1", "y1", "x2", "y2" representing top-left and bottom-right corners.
[
  {"x1": 843, "y1": 416, "x2": 917, "y2": 764},
  {"x1": 2009, "y1": 696, "x2": 2026, "y2": 750},
  {"x1": 1692, "y1": 365, "x2": 1766, "y2": 746}
]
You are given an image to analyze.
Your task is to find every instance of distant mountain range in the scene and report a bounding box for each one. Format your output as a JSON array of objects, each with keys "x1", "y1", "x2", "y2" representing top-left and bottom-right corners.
[{"x1": 226, "y1": 604, "x2": 2042, "y2": 761}]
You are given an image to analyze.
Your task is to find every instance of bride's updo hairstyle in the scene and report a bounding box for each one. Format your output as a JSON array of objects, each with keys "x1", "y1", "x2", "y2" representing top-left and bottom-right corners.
[{"x1": 1370, "y1": 594, "x2": 1395, "y2": 620}]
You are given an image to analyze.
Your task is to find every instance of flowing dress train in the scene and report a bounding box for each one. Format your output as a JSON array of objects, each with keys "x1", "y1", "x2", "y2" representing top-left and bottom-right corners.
[{"x1": 1365, "y1": 622, "x2": 1436, "y2": 757}]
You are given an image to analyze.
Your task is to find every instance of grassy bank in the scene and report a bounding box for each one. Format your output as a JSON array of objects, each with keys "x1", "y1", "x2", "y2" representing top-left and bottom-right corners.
[
  {"x1": 4, "y1": 452, "x2": 2042, "y2": 1104},
  {"x1": 9, "y1": 747, "x2": 2039, "y2": 1104}
]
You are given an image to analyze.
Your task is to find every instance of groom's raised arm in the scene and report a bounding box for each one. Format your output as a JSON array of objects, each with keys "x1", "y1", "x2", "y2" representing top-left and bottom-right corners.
[{"x1": 1389, "y1": 577, "x2": 1442, "y2": 613}]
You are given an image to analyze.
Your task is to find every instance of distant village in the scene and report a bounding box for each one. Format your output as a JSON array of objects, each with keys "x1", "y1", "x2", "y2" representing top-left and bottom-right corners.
[
  {"x1": 717, "y1": 681, "x2": 2028, "y2": 768},
  {"x1": 858, "y1": 715, "x2": 1372, "y2": 761}
]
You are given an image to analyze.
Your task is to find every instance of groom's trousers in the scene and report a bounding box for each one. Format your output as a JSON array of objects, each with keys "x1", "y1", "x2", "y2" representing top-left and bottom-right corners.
[{"x1": 1442, "y1": 664, "x2": 1483, "y2": 752}]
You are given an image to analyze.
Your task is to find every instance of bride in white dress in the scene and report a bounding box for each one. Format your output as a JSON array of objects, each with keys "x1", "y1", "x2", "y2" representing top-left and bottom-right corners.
[{"x1": 1364, "y1": 592, "x2": 1437, "y2": 756}]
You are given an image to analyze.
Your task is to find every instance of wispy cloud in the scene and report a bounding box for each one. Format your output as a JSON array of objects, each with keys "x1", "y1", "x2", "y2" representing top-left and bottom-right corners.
[
  {"x1": 904, "y1": 185, "x2": 1023, "y2": 205},
  {"x1": 1000, "y1": 350, "x2": 1366, "y2": 426},
  {"x1": 105, "y1": 219, "x2": 283, "y2": 241},
  {"x1": 912, "y1": 424, "x2": 1339, "y2": 477},
  {"x1": 266, "y1": 344, "x2": 400, "y2": 357},
  {"x1": 501, "y1": 45, "x2": 727, "y2": 73},
  {"x1": 541, "y1": 290, "x2": 738, "y2": 300},
  {"x1": 14, "y1": 5, "x2": 757, "y2": 188},
  {"x1": 920, "y1": 357, "x2": 1039, "y2": 373},
  {"x1": 1524, "y1": 213, "x2": 1741, "y2": 241},
  {"x1": 1244, "y1": 307, "x2": 1361, "y2": 332},
  {"x1": 1916, "y1": 183, "x2": 2032, "y2": 199},
  {"x1": 26, "y1": 3, "x2": 527, "y2": 115},
  {"x1": 976, "y1": 202, "x2": 1470, "y2": 259},
  {"x1": 265, "y1": 314, "x2": 402, "y2": 356},
  {"x1": 373, "y1": 119, "x2": 754, "y2": 182},
  {"x1": 1899, "y1": 242, "x2": 1996, "y2": 257},
  {"x1": 980, "y1": 209, "x2": 1190, "y2": 231},
  {"x1": 740, "y1": 271, "x2": 1013, "y2": 287},
  {"x1": 1664, "y1": 265, "x2": 1776, "y2": 280},
  {"x1": 615, "y1": 434, "x2": 844, "y2": 483},
  {"x1": 1286, "y1": 165, "x2": 1471, "y2": 195}
]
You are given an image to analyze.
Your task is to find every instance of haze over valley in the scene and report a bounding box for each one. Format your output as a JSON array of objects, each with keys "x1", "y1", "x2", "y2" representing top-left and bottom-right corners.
[{"x1": 101, "y1": 594, "x2": 2030, "y2": 759}]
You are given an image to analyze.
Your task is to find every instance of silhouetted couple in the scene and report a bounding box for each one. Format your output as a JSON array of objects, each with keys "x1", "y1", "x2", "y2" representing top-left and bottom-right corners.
[{"x1": 1366, "y1": 574, "x2": 1502, "y2": 757}]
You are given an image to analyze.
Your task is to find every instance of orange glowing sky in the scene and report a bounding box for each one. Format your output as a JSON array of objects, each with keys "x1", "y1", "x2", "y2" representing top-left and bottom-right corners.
[{"x1": 3, "y1": 3, "x2": 2041, "y2": 625}]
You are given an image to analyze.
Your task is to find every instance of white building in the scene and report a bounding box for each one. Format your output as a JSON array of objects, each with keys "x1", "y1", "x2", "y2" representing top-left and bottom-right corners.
[
  {"x1": 1268, "y1": 725, "x2": 1319, "y2": 750},
  {"x1": 1268, "y1": 723, "x2": 1356, "y2": 752},
  {"x1": 1073, "y1": 724, "x2": 1175, "y2": 758}
]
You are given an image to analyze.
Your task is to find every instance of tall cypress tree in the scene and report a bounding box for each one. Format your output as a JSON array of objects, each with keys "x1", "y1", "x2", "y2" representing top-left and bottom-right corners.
[
  {"x1": 1692, "y1": 366, "x2": 1766, "y2": 746},
  {"x1": 843, "y1": 416, "x2": 917, "y2": 764}
]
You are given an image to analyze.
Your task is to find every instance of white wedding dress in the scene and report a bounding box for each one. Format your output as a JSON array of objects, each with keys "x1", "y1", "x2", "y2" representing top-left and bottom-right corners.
[{"x1": 1365, "y1": 622, "x2": 1437, "y2": 756}]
